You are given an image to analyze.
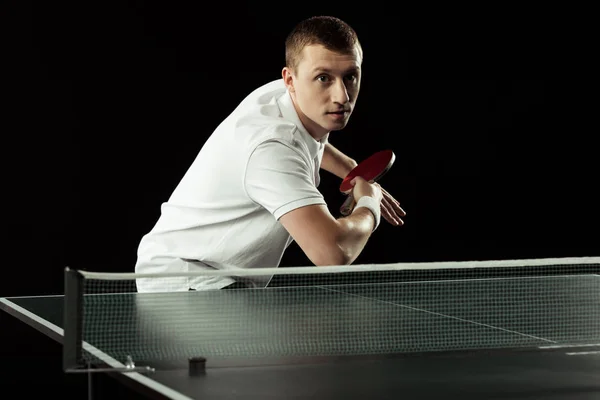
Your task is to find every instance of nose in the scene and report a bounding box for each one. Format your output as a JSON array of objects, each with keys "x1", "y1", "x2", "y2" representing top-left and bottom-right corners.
[{"x1": 331, "y1": 79, "x2": 350, "y2": 105}]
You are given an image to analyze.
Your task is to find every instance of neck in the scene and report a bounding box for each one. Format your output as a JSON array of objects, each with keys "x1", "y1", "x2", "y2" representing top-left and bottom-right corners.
[{"x1": 289, "y1": 94, "x2": 328, "y2": 142}]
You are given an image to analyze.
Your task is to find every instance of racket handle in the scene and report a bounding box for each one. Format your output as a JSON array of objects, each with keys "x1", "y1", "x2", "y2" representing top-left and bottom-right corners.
[{"x1": 340, "y1": 194, "x2": 356, "y2": 216}]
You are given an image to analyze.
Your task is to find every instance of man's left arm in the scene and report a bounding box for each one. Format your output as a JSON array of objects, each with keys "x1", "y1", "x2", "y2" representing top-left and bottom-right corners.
[
  {"x1": 321, "y1": 143, "x2": 358, "y2": 179},
  {"x1": 321, "y1": 143, "x2": 406, "y2": 226}
]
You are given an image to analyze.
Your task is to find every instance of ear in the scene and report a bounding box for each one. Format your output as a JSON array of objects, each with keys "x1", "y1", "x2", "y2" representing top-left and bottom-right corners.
[{"x1": 282, "y1": 67, "x2": 295, "y2": 93}]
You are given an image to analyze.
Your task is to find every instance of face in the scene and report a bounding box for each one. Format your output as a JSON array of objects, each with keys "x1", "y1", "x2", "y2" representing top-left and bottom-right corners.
[{"x1": 282, "y1": 44, "x2": 362, "y2": 140}]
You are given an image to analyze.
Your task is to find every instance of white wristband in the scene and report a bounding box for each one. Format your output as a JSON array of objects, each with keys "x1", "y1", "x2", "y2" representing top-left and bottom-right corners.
[{"x1": 353, "y1": 196, "x2": 381, "y2": 231}]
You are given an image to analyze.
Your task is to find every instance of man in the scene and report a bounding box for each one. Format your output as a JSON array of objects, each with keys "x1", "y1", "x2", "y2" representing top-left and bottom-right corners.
[{"x1": 135, "y1": 16, "x2": 406, "y2": 292}]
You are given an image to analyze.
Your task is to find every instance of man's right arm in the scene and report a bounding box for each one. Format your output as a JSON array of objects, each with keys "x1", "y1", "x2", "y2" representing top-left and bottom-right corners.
[
  {"x1": 245, "y1": 140, "x2": 382, "y2": 266},
  {"x1": 278, "y1": 178, "x2": 382, "y2": 266}
]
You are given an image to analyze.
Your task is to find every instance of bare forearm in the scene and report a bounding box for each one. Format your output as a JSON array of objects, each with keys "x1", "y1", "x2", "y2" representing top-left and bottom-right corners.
[
  {"x1": 321, "y1": 143, "x2": 358, "y2": 179},
  {"x1": 334, "y1": 208, "x2": 375, "y2": 264}
]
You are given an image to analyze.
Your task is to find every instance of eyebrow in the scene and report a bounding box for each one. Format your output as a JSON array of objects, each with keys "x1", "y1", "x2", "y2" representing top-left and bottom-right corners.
[{"x1": 312, "y1": 66, "x2": 360, "y2": 75}]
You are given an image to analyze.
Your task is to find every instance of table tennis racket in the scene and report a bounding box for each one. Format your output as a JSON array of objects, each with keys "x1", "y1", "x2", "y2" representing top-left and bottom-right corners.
[{"x1": 339, "y1": 150, "x2": 395, "y2": 216}]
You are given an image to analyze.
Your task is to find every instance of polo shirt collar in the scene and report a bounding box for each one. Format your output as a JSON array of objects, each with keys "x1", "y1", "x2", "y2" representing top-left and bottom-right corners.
[{"x1": 278, "y1": 88, "x2": 329, "y2": 159}]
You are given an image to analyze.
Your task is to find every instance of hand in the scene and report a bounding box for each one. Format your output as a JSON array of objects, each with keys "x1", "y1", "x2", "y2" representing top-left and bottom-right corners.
[
  {"x1": 351, "y1": 176, "x2": 383, "y2": 204},
  {"x1": 380, "y1": 186, "x2": 406, "y2": 226}
]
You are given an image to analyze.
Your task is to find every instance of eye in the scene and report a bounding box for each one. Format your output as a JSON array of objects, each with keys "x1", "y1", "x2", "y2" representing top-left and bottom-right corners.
[
  {"x1": 317, "y1": 75, "x2": 330, "y2": 83},
  {"x1": 345, "y1": 74, "x2": 357, "y2": 82}
]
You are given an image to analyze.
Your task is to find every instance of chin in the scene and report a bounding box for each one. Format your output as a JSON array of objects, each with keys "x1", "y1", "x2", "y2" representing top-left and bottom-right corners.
[{"x1": 329, "y1": 122, "x2": 348, "y2": 131}]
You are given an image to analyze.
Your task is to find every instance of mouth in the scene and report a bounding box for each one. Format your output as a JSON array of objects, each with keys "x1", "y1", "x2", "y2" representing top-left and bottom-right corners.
[{"x1": 327, "y1": 110, "x2": 350, "y2": 117}]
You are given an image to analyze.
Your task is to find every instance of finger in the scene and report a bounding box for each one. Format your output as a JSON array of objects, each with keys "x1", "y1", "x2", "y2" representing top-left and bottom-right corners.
[
  {"x1": 381, "y1": 198, "x2": 403, "y2": 226},
  {"x1": 393, "y1": 202, "x2": 406, "y2": 217},
  {"x1": 383, "y1": 197, "x2": 405, "y2": 226},
  {"x1": 380, "y1": 200, "x2": 397, "y2": 225},
  {"x1": 381, "y1": 187, "x2": 406, "y2": 216},
  {"x1": 381, "y1": 187, "x2": 401, "y2": 207}
]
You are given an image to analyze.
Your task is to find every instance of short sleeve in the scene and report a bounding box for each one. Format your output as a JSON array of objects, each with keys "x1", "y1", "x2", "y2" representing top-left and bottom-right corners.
[{"x1": 245, "y1": 140, "x2": 326, "y2": 220}]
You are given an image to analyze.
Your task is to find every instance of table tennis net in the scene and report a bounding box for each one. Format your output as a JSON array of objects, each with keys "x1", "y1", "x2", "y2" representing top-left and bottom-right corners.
[{"x1": 63, "y1": 257, "x2": 600, "y2": 370}]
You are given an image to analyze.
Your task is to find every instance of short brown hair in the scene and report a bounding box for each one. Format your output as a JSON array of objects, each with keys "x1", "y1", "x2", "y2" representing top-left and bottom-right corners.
[{"x1": 285, "y1": 16, "x2": 362, "y2": 71}]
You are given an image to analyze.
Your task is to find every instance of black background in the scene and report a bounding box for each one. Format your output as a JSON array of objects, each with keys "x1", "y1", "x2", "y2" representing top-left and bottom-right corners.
[
  {"x1": 4, "y1": 1, "x2": 598, "y2": 298},
  {"x1": 1, "y1": 2, "x2": 598, "y2": 398}
]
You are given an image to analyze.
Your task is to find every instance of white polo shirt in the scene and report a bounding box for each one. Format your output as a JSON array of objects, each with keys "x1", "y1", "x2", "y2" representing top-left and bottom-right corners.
[{"x1": 135, "y1": 79, "x2": 329, "y2": 292}]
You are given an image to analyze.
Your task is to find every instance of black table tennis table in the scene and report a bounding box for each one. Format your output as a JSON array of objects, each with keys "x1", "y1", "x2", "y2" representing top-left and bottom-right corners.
[{"x1": 1, "y1": 260, "x2": 600, "y2": 399}]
